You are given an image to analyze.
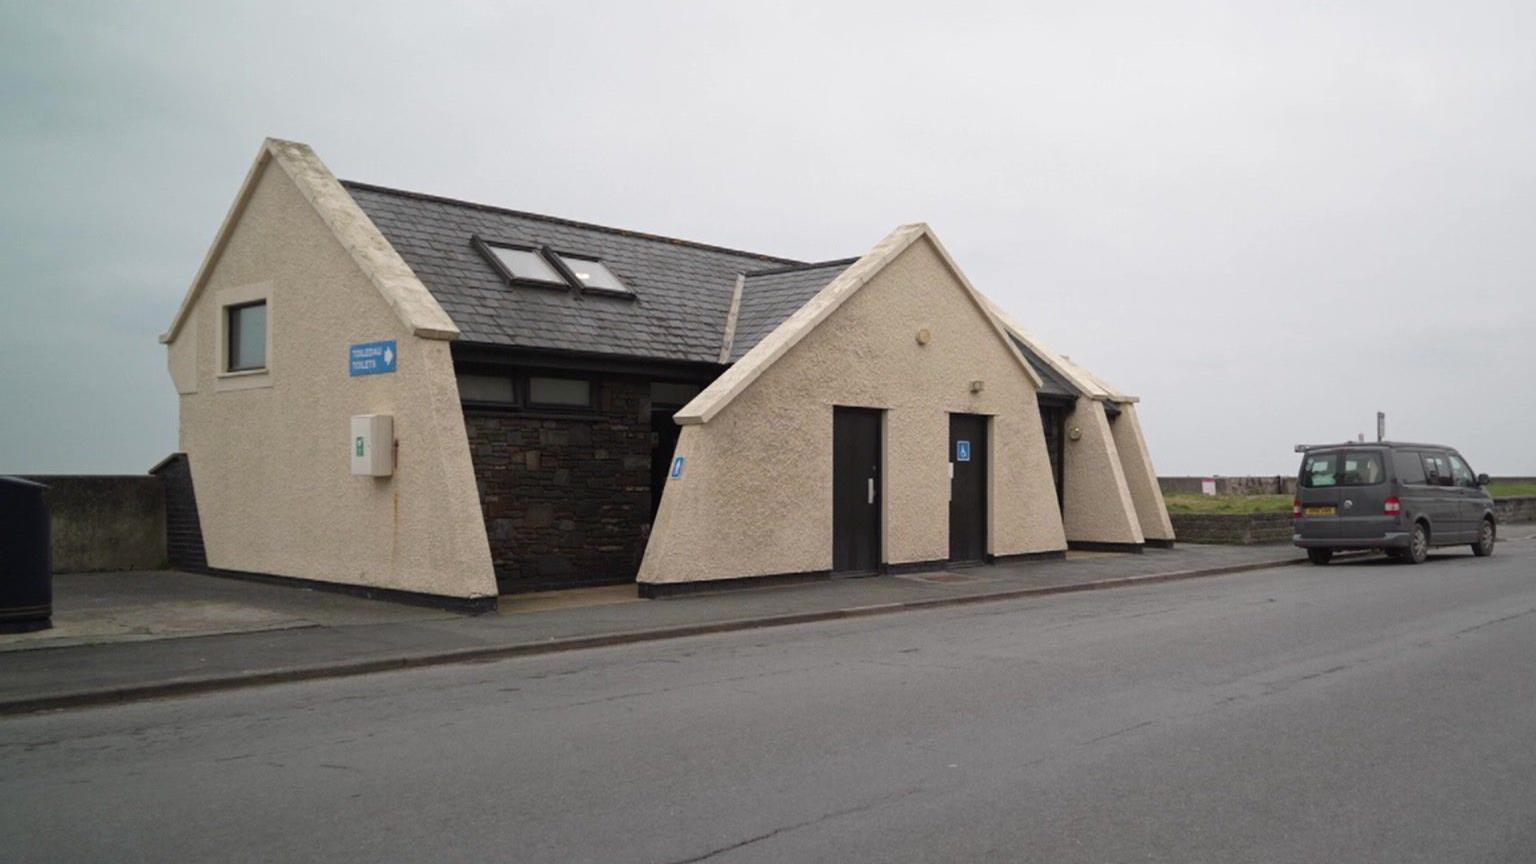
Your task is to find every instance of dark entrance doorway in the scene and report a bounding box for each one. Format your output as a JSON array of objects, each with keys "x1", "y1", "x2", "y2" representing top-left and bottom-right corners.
[
  {"x1": 1039, "y1": 402, "x2": 1067, "y2": 511},
  {"x1": 833, "y1": 407, "x2": 882, "y2": 575},
  {"x1": 949, "y1": 413, "x2": 988, "y2": 564},
  {"x1": 649, "y1": 382, "x2": 701, "y2": 520},
  {"x1": 649, "y1": 408, "x2": 683, "y2": 520}
]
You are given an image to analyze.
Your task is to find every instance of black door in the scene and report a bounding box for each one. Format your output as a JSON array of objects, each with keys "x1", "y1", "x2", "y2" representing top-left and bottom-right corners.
[
  {"x1": 833, "y1": 407, "x2": 882, "y2": 574},
  {"x1": 1039, "y1": 403, "x2": 1066, "y2": 511},
  {"x1": 649, "y1": 409, "x2": 683, "y2": 519},
  {"x1": 949, "y1": 414, "x2": 988, "y2": 563}
]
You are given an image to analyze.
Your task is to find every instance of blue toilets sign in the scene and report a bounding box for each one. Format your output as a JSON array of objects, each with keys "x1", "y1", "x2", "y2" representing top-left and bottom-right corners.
[
  {"x1": 956, "y1": 440, "x2": 971, "y2": 462},
  {"x1": 670, "y1": 456, "x2": 686, "y2": 479},
  {"x1": 349, "y1": 341, "x2": 397, "y2": 377}
]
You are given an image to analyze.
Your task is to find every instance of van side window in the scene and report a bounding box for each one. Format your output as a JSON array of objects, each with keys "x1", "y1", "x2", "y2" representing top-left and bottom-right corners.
[
  {"x1": 1393, "y1": 451, "x2": 1427, "y2": 485},
  {"x1": 1448, "y1": 454, "x2": 1477, "y2": 488},
  {"x1": 1340, "y1": 451, "x2": 1384, "y2": 486},
  {"x1": 1421, "y1": 453, "x2": 1453, "y2": 487}
]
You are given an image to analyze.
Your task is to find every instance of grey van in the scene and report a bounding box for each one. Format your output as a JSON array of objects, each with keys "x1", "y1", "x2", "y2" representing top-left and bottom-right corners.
[{"x1": 1292, "y1": 442, "x2": 1496, "y2": 565}]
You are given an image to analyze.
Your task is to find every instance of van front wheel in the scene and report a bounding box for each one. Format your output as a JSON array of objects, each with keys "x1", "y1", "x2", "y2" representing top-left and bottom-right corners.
[
  {"x1": 1307, "y1": 549, "x2": 1333, "y2": 565},
  {"x1": 1472, "y1": 519, "x2": 1496, "y2": 557}
]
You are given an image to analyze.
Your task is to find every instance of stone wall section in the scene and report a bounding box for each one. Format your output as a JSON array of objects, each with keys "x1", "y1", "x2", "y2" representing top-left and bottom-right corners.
[
  {"x1": 464, "y1": 378, "x2": 652, "y2": 591},
  {"x1": 151, "y1": 453, "x2": 208, "y2": 571}
]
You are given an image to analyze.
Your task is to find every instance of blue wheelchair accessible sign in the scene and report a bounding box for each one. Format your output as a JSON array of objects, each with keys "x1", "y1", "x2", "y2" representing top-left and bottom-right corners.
[
  {"x1": 956, "y1": 440, "x2": 971, "y2": 462},
  {"x1": 349, "y1": 341, "x2": 397, "y2": 376}
]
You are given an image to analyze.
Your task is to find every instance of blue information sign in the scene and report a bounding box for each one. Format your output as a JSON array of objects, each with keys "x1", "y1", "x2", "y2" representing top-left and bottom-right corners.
[
  {"x1": 956, "y1": 440, "x2": 971, "y2": 462},
  {"x1": 349, "y1": 341, "x2": 397, "y2": 377},
  {"x1": 670, "y1": 456, "x2": 686, "y2": 479}
]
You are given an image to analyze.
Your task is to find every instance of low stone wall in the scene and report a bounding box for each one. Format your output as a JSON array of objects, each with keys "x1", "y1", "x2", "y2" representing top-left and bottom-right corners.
[
  {"x1": 1496, "y1": 496, "x2": 1536, "y2": 524},
  {"x1": 1173, "y1": 496, "x2": 1534, "y2": 546},
  {"x1": 1162, "y1": 475, "x2": 1533, "y2": 498},
  {"x1": 1169, "y1": 512, "x2": 1293, "y2": 546},
  {"x1": 21, "y1": 475, "x2": 167, "y2": 573},
  {"x1": 1161, "y1": 476, "x2": 1296, "y2": 496}
]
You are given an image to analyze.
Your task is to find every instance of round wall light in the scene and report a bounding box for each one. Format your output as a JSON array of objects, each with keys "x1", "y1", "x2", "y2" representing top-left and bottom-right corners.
[
  {"x1": 1068, "y1": 426, "x2": 1083, "y2": 441},
  {"x1": 916, "y1": 328, "x2": 932, "y2": 346}
]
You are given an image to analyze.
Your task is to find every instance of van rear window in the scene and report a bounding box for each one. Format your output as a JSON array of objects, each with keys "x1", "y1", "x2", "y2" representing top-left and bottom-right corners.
[{"x1": 1301, "y1": 450, "x2": 1385, "y2": 487}]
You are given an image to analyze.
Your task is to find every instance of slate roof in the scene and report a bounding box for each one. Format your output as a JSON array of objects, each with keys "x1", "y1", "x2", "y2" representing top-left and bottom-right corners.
[
  {"x1": 1009, "y1": 335, "x2": 1081, "y2": 399},
  {"x1": 342, "y1": 181, "x2": 1095, "y2": 402},
  {"x1": 343, "y1": 181, "x2": 805, "y2": 364},
  {"x1": 729, "y1": 259, "x2": 857, "y2": 361}
]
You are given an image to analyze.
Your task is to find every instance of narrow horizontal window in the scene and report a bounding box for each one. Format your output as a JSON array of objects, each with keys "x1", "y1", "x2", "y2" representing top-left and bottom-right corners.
[
  {"x1": 458, "y1": 374, "x2": 517, "y2": 405},
  {"x1": 528, "y1": 376, "x2": 591, "y2": 407},
  {"x1": 226, "y1": 301, "x2": 267, "y2": 372},
  {"x1": 650, "y1": 381, "x2": 700, "y2": 406},
  {"x1": 555, "y1": 254, "x2": 628, "y2": 293},
  {"x1": 485, "y1": 243, "x2": 566, "y2": 286}
]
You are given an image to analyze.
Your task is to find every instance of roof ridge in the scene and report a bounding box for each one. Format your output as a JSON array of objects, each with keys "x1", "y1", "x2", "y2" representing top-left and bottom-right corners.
[
  {"x1": 340, "y1": 180, "x2": 805, "y2": 266},
  {"x1": 743, "y1": 257, "x2": 860, "y2": 277}
]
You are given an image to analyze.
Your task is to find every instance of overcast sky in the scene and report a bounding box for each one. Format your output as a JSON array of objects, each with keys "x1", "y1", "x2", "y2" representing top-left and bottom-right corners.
[{"x1": 3, "y1": 1, "x2": 1533, "y2": 476}]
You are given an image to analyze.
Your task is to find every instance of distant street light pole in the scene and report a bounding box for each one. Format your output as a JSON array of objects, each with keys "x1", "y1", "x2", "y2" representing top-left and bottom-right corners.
[{"x1": 1377, "y1": 411, "x2": 1386, "y2": 443}]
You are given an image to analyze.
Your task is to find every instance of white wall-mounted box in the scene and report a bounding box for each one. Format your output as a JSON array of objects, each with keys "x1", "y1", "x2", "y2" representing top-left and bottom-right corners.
[{"x1": 350, "y1": 414, "x2": 394, "y2": 477}]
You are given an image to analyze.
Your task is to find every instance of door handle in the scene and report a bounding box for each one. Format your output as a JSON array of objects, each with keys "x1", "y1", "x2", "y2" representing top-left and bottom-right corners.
[{"x1": 868, "y1": 478, "x2": 875, "y2": 505}]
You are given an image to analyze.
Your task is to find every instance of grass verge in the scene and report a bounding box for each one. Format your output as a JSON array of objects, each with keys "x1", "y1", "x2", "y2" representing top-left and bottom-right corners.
[{"x1": 1164, "y1": 493, "x2": 1292, "y2": 515}]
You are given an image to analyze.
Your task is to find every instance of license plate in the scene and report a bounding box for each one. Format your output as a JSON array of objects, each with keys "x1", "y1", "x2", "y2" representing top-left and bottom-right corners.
[{"x1": 1304, "y1": 506, "x2": 1337, "y2": 516}]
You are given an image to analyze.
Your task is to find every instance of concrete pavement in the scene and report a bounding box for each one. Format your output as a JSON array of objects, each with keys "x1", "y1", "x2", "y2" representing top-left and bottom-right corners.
[
  {"x1": 1, "y1": 538, "x2": 1532, "y2": 862},
  {"x1": 0, "y1": 544, "x2": 1303, "y2": 713}
]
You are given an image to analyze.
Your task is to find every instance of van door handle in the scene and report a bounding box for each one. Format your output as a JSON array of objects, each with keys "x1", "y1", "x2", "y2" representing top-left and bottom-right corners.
[{"x1": 868, "y1": 478, "x2": 875, "y2": 505}]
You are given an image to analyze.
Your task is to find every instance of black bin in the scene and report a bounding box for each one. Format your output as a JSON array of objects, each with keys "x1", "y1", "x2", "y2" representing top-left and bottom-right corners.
[{"x1": 0, "y1": 476, "x2": 52, "y2": 633}]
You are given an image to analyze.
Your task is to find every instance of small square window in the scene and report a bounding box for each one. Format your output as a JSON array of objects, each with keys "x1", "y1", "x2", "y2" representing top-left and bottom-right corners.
[
  {"x1": 458, "y1": 374, "x2": 517, "y2": 405},
  {"x1": 528, "y1": 376, "x2": 591, "y2": 407},
  {"x1": 226, "y1": 301, "x2": 267, "y2": 372},
  {"x1": 556, "y1": 254, "x2": 628, "y2": 293},
  {"x1": 488, "y1": 244, "x2": 566, "y2": 285}
]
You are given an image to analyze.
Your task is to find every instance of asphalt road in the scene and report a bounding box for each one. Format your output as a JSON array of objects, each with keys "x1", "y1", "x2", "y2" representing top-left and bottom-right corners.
[{"x1": 4, "y1": 537, "x2": 1535, "y2": 863}]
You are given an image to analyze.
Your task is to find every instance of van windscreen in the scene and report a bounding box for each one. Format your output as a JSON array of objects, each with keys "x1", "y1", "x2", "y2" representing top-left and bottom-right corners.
[{"x1": 1301, "y1": 450, "x2": 1385, "y2": 487}]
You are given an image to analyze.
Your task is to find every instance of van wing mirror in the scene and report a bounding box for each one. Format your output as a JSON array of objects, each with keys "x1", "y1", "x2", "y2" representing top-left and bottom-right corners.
[{"x1": 1477, "y1": 473, "x2": 1491, "y2": 487}]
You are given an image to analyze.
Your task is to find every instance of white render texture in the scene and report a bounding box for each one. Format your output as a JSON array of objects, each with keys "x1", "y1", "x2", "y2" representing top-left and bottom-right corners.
[
  {"x1": 1109, "y1": 403, "x2": 1176, "y2": 542},
  {"x1": 639, "y1": 233, "x2": 1068, "y2": 585},
  {"x1": 164, "y1": 152, "x2": 495, "y2": 599},
  {"x1": 1060, "y1": 399, "x2": 1145, "y2": 546},
  {"x1": 162, "y1": 138, "x2": 458, "y2": 345},
  {"x1": 984, "y1": 295, "x2": 1172, "y2": 545}
]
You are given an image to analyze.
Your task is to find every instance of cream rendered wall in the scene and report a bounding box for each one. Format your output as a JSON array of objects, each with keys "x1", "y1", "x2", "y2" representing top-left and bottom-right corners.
[
  {"x1": 638, "y1": 237, "x2": 1066, "y2": 585},
  {"x1": 1061, "y1": 399, "x2": 1145, "y2": 546},
  {"x1": 166, "y1": 160, "x2": 495, "y2": 598},
  {"x1": 1109, "y1": 403, "x2": 1176, "y2": 542}
]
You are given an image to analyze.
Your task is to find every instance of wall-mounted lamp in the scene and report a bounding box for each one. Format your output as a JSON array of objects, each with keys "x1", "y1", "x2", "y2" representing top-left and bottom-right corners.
[
  {"x1": 916, "y1": 328, "x2": 932, "y2": 346},
  {"x1": 1068, "y1": 425, "x2": 1082, "y2": 441},
  {"x1": 969, "y1": 380, "x2": 984, "y2": 394}
]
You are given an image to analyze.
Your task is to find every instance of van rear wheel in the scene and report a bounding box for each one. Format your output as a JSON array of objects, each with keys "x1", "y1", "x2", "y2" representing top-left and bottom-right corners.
[
  {"x1": 1472, "y1": 519, "x2": 1495, "y2": 557},
  {"x1": 1307, "y1": 549, "x2": 1333, "y2": 565},
  {"x1": 1405, "y1": 523, "x2": 1429, "y2": 564}
]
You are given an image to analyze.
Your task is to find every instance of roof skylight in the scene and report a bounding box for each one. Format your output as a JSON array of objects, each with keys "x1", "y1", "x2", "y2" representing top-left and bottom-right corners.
[
  {"x1": 487, "y1": 244, "x2": 566, "y2": 286},
  {"x1": 473, "y1": 235, "x2": 633, "y2": 298},
  {"x1": 556, "y1": 254, "x2": 629, "y2": 294}
]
